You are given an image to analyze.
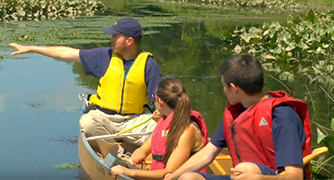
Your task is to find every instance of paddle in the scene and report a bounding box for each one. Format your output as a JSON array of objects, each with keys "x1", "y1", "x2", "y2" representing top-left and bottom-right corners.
[
  {"x1": 87, "y1": 132, "x2": 153, "y2": 141},
  {"x1": 116, "y1": 113, "x2": 155, "y2": 136},
  {"x1": 302, "y1": 146, "x2": 328, "y2": 165}
]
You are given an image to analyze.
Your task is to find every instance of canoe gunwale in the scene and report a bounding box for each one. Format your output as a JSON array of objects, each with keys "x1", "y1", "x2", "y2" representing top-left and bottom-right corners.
[{"x1": 79, "y1": 131, "x2": 137, "y2": 180}]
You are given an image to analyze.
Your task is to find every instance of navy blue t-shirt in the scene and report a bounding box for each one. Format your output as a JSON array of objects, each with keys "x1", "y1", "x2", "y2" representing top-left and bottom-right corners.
[
  {"x1": 210, "y1": 104, "x2": 305, "y2": 170},
  {"x1": 79, "y1": 47, "x2": 162, "y2": 102}
]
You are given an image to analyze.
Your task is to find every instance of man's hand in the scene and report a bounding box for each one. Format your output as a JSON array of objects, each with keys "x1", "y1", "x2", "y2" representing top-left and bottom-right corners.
[
  {"x1": 9, "y1": 43, "x2": 81, "y2": 62},
  {"x1": 9, "y1": 43, "x2": 32, "y2": 55}
]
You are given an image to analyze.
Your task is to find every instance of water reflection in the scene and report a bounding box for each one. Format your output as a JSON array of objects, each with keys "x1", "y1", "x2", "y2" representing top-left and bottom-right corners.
[
  {"x1": 0, "y1": 53, "x2": 86, "y2": 179},
  {"x1": 0, "y1": 93, "x2": 4, "y2": 112}
]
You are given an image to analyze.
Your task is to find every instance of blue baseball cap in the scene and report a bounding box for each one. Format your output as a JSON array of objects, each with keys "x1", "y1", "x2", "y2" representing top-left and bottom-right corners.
[{"x1": 102, "y1": 17, "x2": 143, "y2": 38}]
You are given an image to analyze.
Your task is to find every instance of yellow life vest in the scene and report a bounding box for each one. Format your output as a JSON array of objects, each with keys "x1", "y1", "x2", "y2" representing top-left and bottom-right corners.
[{"x1": 89, "y1": 52, "x2": 152, "y2": 114}]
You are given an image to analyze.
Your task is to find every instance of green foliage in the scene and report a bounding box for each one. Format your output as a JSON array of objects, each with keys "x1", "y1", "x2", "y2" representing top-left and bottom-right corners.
[
  {"x1": 0, "y1": 0, "x2": 107, "y2": 22},
  {"x1": 312, "y1": 118, "x2": 334, "y2": 179},
  {"x1": 231, "y1": 10, "x2": 334, "y2": 177},
  {"x1": 167, "y1": 0, "x2": 302, "y2": 11},
  {"x1": 53, "y1": 163, "x2": 80, "y2": 169},
  {"x1": 232, "y1": 10, "x2": 334, "y2": 91}
]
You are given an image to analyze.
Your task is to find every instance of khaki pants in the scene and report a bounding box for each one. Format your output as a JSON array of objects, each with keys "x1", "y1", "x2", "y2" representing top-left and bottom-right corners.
[{"x1": 79, "y1": 109, "x2": 156, "y2": 157}]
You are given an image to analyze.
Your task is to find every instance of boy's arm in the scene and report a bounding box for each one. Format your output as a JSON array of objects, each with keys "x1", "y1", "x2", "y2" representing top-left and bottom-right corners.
[
  {"x1": 231, "y1": 164, "x2": 303, "y2": 180},
  {"x1": 283, "y1": 165, "x2": 304, "y2": 179},
  {"x1": 9, "y1": 43, "x2": 81, "y2": 63},
  {"x1": 165, "y1": 142, "x2": 222, "y2": 180}
]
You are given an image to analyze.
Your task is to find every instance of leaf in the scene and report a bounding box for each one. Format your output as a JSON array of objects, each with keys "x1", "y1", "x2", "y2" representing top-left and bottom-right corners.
[
  {"x1": 264, "y1": 54, "x2": 276, "y2": 60},
  {"x1": 270, "y1": 21, "x2": 281, "y2": 30},
  {"x1": 234, "y1": 45, "x2": 242, "y2": 54},
  {"x1": 285, "y1": 42, "x2": 296, "y2": 51},
  {"x1": 331, "y1": 118, "x2": 334, "y2": 131},
  {"x1": 317, "y1": 127, "x2": 327, "y2": 144},
  {"x1": 281, "y1": 32, "x2": 291, "y2": 45},
  {"x1": 18, "y1": 10, "x2": 26, "y2": 16},
  {"x1": 279, "y1": 71, "x2": 294, "y2": 82},
  {"x1": 322, "y1": 43, "x2": 329, "y2": 49},
  {"x1": 297, "y1": 41, "x2": 309, "y2": 50},
  {"x1": 240, "y1": 34, "x2": 251, "y2": 43},
  {"x1": 316, "y1": 47, "x2": 324, "y2": 55},
  {"x1": 248, "y1": 27, "x2": 261, "y2": 39},
  {"x1": 269, "y1": 45, "x2": 282, "y2": 54},
  {"x1": 306, "y1": 9, "x2": 316, "y2": 22},
  {"x1": 263, "y1": 29, "x2": 270, "y2": 36}
]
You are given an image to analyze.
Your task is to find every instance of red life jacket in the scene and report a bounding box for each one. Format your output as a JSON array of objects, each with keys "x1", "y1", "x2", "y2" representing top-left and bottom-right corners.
[
  {"x1": 223, "y1": 91, "x2": 311, "y2": 178},
  {"x1": 151, "y1": 110, "x2": 209, "y2": 172}
]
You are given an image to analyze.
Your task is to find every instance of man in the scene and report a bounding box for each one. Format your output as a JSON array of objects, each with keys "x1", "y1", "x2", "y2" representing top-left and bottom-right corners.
[
  {"x1": 164, "y1": 53, "x2": 311, "y2": 180},
  {"x1": 10, "y1": 17, "x2": 162, "y2": 157}
]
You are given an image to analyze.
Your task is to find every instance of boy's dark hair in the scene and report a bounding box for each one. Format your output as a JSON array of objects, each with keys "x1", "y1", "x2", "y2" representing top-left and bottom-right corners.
[{"x1": 219, "y1": 53, "x2": 264, "y2": 95}]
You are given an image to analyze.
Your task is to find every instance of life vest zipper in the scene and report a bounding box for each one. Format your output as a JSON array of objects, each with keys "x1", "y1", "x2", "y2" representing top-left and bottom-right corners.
[
  {"x1": 119, "y1": 58, "x2": 135, "y2": 114},
  {"x1": 231, "y1": 123, "x2": 241, "y2": 163},
  {"x1": 119, "y1": 78, "x2": 125, "y2": 114}
]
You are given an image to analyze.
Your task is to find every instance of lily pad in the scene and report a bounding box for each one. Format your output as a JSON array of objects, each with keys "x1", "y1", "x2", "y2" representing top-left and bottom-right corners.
[{"x1": 53, "y1": 163, "x2": 80, "y2": 169}]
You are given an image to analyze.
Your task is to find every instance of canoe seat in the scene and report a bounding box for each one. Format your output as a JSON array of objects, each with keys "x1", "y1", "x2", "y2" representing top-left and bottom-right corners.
[
  {"x1": 207, "y1": 148, "x2": 232, "y2": 175},
  {"x1": 207, "y1": 146, "x2": 329, "y2": 176}
]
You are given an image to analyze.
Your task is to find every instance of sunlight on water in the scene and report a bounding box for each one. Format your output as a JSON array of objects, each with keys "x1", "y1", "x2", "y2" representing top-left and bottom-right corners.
[{"x1": 0, "y1": 94, "x2": 4, "y2": 111}]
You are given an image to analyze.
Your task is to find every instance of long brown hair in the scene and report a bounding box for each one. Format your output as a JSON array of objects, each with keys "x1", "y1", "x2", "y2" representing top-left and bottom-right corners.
[{"x1": 156, "y1": 78, "x2": 191, "y2": 164}]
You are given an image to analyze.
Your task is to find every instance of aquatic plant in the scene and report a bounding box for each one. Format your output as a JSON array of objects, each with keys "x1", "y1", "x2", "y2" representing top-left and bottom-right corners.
[
  {"x1": 0, "y1": 0, "x2": 107, "y2": 22},
  {"x1": 166, "y1": 0, "x2": 302, "y2": 11},
  {"x1": 232, "y1": 10, "x2": 334, "y2": 92},
  {"x1": 231, "y1": 10, "x2": 334, "y2": 177},
  {"x1": 53, "y1": 163, "x2": 80, "y2": 169},
  {"x1": 312, "y1": 118, "x2": 334, "y2": 179}
]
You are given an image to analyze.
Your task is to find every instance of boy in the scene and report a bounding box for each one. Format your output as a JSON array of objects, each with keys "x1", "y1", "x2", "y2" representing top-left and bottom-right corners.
[{"x1": 164, "y1": 53, "x2": 311, "y2": 180}]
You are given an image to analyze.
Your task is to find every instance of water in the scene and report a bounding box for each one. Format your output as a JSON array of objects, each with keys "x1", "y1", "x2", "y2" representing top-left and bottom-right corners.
[
  {"x1": 0, "y1": 0, "x2": 333, "y2": 179},
  {"x1": 0, "y1": 53, "x2": 88, "y2": 179}
]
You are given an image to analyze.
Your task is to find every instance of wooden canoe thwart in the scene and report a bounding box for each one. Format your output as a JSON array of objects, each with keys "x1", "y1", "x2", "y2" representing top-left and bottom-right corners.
[
  {"x1": 207, "y1": 148, "x2": 233, "y2": 175},
  {"x1": 78, "y1": 131, "x2": 233, "y2": 180}
]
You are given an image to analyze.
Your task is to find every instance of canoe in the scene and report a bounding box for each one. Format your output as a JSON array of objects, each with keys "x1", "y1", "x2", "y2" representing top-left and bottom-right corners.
[
  {"x1": 78, "y1": 128, "x2": 329, "y2": 179},
  {"x1": 78, "y1": 131, "x2": 233, "y2": 179}
]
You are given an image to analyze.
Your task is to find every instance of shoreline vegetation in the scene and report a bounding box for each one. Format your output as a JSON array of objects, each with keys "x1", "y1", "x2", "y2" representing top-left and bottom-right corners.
[
  {"x1": 1, "y1": 0, "x2": 333, "y2": 179},
  {"x1": 1, "y1": 0, "x2": 334, "y2": 22},
  {"x1": 0, "y1": 0, "x2": 106, "y2": 21}
]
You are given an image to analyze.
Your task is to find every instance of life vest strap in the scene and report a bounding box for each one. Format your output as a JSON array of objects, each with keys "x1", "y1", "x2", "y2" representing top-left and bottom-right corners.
[
  {"x1": 95, "y1": 105, "x2": 118, "y2": 115},
  {"x1": 152, "y1": 155, "x2": 164, "y2": 161}
]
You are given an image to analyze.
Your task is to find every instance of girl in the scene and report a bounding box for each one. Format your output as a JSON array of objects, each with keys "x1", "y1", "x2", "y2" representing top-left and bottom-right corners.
[{"x1": 111, "y1": 78, "x2": 208, "y2": 179}]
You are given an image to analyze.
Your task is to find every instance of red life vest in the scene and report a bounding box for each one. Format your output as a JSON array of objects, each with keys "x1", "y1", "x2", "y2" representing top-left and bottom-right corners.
[
  {"x1": 151, "y1": 110, "x2": 209, "y2": 172},
  {"x1": 223, "y1": 91, "x2": 311, "y2": 178}
]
